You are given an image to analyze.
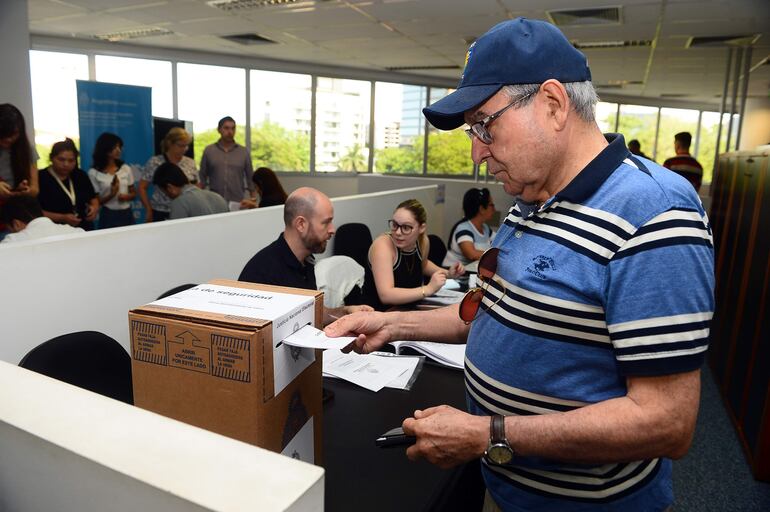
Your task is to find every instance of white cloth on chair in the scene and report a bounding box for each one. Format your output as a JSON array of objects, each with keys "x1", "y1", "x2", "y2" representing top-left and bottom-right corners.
[{"x1": 314, "y1": 255, "x2": 365, "y2": 308}]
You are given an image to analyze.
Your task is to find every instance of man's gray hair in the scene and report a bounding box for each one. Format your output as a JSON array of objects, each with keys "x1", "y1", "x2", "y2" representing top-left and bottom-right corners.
[
  {"x1": 284, "y1": 192, "x2": 317, "y2": 226},
  {"x1": 501, "y1": 81, "x2": 599, "y2": 123}
]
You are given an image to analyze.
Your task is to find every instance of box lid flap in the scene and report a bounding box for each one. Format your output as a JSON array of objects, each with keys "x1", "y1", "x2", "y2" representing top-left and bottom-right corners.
[{"x1": 132, "y1": 280, "x2": 320, "y2": 329}]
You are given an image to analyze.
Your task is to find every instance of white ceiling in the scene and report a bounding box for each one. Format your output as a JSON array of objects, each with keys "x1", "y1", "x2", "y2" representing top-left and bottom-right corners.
[{"x1": 27, "y1": 0, "x2": 770, "y2": 104}]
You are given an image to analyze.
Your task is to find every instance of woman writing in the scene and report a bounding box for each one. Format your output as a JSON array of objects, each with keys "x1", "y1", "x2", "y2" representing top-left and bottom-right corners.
[
  {"x1": 443, "y1": 187, "x2": 496, "y2": 267},
  {"x1": 88, "y1": 132, "x2": 136, "y2": 229},
  {"x1": 139, "y1": 127, "x2": 198, "y2": 222},
  {"x1": 38, "y1": 138, "x2": 98, "y2": 231},
  {"x1": 240, "y1": 166, "x2": 288, "y2": 209},
  {"x1": 368, "y1": 199, "x2": 463, "y2": 310}
]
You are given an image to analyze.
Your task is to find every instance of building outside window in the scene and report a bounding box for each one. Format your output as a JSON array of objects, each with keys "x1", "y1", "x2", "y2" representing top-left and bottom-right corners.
[{"x1": 250, "y1": 70, "x2": 311, "y2": 172}]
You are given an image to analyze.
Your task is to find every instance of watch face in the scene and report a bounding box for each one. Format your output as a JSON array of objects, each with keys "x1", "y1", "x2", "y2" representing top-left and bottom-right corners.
[{"x1": 487, "y1": 443, "x2": 513, "y2": 465}]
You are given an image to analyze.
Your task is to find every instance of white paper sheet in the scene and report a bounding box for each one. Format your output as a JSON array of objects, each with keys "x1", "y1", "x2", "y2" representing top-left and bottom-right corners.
[
  {"x1": 322, "y1": 350, "x2": 419, "y2": 392},
  {"x1": 282, "y1": 324, "x2": 356, "y2": 351}
]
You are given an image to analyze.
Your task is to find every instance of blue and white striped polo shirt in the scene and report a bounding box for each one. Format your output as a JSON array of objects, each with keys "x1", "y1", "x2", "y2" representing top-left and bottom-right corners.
[{"x1": 465, "y1": 134, "x2": 714, "y2": 511}]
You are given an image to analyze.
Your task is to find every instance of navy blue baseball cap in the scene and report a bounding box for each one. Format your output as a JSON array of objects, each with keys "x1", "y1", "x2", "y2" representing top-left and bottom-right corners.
[{"x1": 423, "y1": 18, "x2": 592, "y2": 130}]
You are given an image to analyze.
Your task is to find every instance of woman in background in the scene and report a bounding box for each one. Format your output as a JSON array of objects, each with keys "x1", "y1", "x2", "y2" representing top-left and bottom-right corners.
[
  {"x1": 0, "y1": 104, "x2": 39, "y2": 237},
  {"x1": 368, "y1": 198, "x2": 463, "y2": 310},
  {"x1": 38, "y1": 138, "x2": 98, "y2": 231},
  {"x1": 443, "y1": 187, "x2": 496, "y2": 267},
  {"x1": 240, "y1": 166, "x2": 288, "y2": 209},
  {"x1": 88, "y1": 132, "x2": 135, "y2": 229},
  {"x1": 139, "y1": 127, "x2": 198, "y2": 222}
]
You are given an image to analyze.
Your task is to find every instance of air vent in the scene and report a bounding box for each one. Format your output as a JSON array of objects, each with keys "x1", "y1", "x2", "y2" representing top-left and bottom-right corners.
[
  {"x1": 94, "y1": 27, "x2": 173, "y2": 42},
  {"x1": 221, "y1": 33, "x2": 277, "y2": 45},
  {"x1": 548, "y1": 7, "x2": 621, "y2": 26},
  {"x1": 573, "y1": 40, "x2": 651, "y2": 49},
  {"x1": 385, "y1": 65, "x2": 462, "y2": 71},
  {"x1": 207, "y1": 0, "x2": 311, "y2": 11},
  {"x1": 686, "y1": 34, "x2": 761, "y2": 48}
]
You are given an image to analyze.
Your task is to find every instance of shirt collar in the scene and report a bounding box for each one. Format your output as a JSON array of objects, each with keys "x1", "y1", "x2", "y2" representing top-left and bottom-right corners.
[
  {"x1": 555, "y1": 133, "x2": 629, "y2": 204},
  {"x1": 215, "y1": 140, "x2": 241, "y2": 152}
]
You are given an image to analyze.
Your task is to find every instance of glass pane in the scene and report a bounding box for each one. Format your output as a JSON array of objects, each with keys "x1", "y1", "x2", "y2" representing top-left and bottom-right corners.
[
  {"x1": 655, "y1": 107, "x2": 700, "y2": 164},
  {"x1": 426, "y1": 87, "x2": 473, "y2": 175},
  {"x1": 596, "y1": 102, "x2": 617, "y2": 133},
  {"x1": 250, "y1": 70, "x2": 311, "y2": 172},
  {"x1": 724, "y1": 114, "x2": 740, "y2": 152},
  {"x1": 29, "y1": 50, "x2": 89, "y2": 168},
  {"x1": 617, "y1": 105, "x2": 659, "y2": 162},
  {"x1": 95, "y1": 55, "x2": 173, "y2": 118},
  {"x1": 372, "y1": 82, "x2": 425, "y2": 174},
  {"x1": 314, "y1": 77, "x2": 370, "y2": 173},
  {"x1": 697, "y1": 111, "x2": 724, "y2": 184},
  {"x1": 177, "y1": 63, "x2": 246, "y2": 164}
]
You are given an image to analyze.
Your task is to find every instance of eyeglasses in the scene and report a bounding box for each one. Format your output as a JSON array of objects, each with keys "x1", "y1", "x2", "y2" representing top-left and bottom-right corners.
[
  {"x1": 459, "y1": 247, "x2": 503, "y2": 324},
  {"x1": 465, "y1": 91, "x2": 536, "y2": 145},
  {"x1": 388, "y1": 219, "x2": 415, "y2": 235}
]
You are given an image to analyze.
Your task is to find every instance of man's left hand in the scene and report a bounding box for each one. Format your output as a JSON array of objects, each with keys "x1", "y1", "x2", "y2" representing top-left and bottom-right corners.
[{"x1": 402, "y1": 405, "x2": 488, "y2": 469}]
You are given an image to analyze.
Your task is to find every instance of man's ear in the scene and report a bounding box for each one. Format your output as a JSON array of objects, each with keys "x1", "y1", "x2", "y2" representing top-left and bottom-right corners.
[
  {"x1": 539, "y1": 79, "x2": 569, "y2": 131},
  {"x1": 294, "y1": 215, "x2": 308, "y2": 234}
]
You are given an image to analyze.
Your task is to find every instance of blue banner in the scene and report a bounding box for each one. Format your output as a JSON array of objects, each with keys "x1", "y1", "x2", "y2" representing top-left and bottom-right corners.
[{"x1": 76, "y1": 81, "x2": 153, "y2": 222}]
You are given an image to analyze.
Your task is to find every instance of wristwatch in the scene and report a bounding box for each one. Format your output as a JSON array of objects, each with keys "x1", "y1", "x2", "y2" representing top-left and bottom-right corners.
[{"x1": 485, "y1": 415, "x2": 514, "y2": 465}]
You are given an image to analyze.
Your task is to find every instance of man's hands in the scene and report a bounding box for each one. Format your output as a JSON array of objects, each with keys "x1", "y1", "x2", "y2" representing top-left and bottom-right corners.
[
  {"x1": 324, "y1": 310, "x2": 395, "y2": 353},
  {"x1": 402, "y1": 405, "x2": 488, "y2": 469}
]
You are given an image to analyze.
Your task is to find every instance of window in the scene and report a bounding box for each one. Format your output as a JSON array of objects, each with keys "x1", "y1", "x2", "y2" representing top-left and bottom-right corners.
[
  {"x1": 250, "y1": 70, "x2": 311, "y2": 172},
  {"x1": 699, "y1": 111, "x2": 724, "y2": 184},
  {"x1": 177, "y1": 63, "x2": 246, "y2": 164},
  {"x1": 373, "y1": 82, "x2": 425, "y2": 174},
  {"x1": 617, "y1": 105, "x2": 659, "y2": 161},
  {"x1": 656, "y1": 108, "x2": 700, "y2": 164},
  {"x1": 95, "y1": 55, "x2": 172, "y2": 119},
  {"x1": 29, "y1": 50, "x2": 89, "y2": 168},
  {"x1": 426, "y1": 87, "x2": 473, "y2": 175},
  {"x1": 314, "y1": 77, "x2": 370, "y2": 172},
  {"x1": 596, "y1": 102, "x2": 618, "y2": 133}
]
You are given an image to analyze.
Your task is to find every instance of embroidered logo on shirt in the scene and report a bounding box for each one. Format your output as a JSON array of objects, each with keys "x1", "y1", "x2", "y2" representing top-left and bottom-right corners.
[{"x1": 526, "y1": 255, "x2": 556, "y2": 280}]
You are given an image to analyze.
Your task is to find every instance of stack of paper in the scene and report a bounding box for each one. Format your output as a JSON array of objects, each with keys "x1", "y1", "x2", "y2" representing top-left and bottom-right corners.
[
  {"x1": 281, "y1": 325, "x2": 422, "y2": 392},
  {"x1": 389, "y1": 341, "x2": 465, "y2": 370},
  {"x1": 322, "y1": 350, "x2": 421, "y2": 392},
  {"x1": 421, "y1": 288, "x2": 466, "y2": 306}
]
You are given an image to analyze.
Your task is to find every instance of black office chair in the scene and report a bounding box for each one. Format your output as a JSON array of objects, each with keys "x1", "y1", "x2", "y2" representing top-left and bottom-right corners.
[
  {"x1": 19, "y1": 331, "x2": 134, "y2": 404},
  {"x1": 333, "y1": 223, "x2": 373, "y2": 269},
  {"x1": 427, "y1": 234, "x2": 448, "y2": 267},
  {"x1": 157, "y1": 283, "x2": 198, "y2": 300},
  {"x1": 333, "y1": 223, "x2": 382, "y2": 308}
]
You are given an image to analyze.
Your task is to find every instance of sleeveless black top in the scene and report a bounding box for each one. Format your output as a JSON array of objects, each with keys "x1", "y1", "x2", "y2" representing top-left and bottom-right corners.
[{"x1": 365, "y1": 236, "x2": 424, "y2": 311}]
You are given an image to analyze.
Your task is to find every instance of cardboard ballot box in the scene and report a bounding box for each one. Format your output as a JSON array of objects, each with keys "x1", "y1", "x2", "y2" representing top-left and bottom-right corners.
[{"x1": 129, "y1": 279, "x2": 324, "y2": 464}]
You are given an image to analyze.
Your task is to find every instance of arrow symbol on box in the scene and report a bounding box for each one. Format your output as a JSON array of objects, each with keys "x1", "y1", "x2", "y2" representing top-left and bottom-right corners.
[{"x1": 175, "y1": 331, "x2": 200, "y2": 345}]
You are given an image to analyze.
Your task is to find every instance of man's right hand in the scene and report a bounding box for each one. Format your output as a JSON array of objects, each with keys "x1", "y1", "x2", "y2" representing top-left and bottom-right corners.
[{"x1": 324, "y1": 311, "x2": 394, "y2": 354}]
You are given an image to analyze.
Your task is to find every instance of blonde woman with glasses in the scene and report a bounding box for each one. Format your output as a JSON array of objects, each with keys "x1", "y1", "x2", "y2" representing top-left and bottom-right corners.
[{"x1": 367, "y1": 198, "x2": 464, "y2": 310}]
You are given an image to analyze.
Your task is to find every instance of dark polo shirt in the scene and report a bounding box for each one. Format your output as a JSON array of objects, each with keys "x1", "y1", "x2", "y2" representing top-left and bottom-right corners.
[{"x1": 238, "y1": 233, "x2": 316, "y2": 290}]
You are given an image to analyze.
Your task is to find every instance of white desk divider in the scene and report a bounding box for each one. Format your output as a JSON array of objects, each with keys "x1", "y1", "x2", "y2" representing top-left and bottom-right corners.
[
  {"x1": 0, "y1": 185, "x2": 439, "y2": 365},
  {"x1": 0, "y1": 361, "x2": 324, "y2": 512}
]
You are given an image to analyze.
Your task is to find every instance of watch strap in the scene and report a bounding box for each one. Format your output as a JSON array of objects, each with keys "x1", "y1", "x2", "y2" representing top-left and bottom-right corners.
[{"x1": 491, "y1": 414, "x2": 506, "y2": 442}]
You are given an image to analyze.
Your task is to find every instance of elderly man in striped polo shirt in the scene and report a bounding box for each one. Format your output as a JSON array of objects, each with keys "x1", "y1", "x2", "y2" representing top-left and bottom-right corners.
[{"x1": 327, "y1": 18, "x2": 713, "y2": 512}]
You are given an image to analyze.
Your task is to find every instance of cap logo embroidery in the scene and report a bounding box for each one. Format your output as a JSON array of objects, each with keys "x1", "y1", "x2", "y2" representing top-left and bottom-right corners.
[{"x1": 461, "y1": 41, "x2": 476, "y2": 80}]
